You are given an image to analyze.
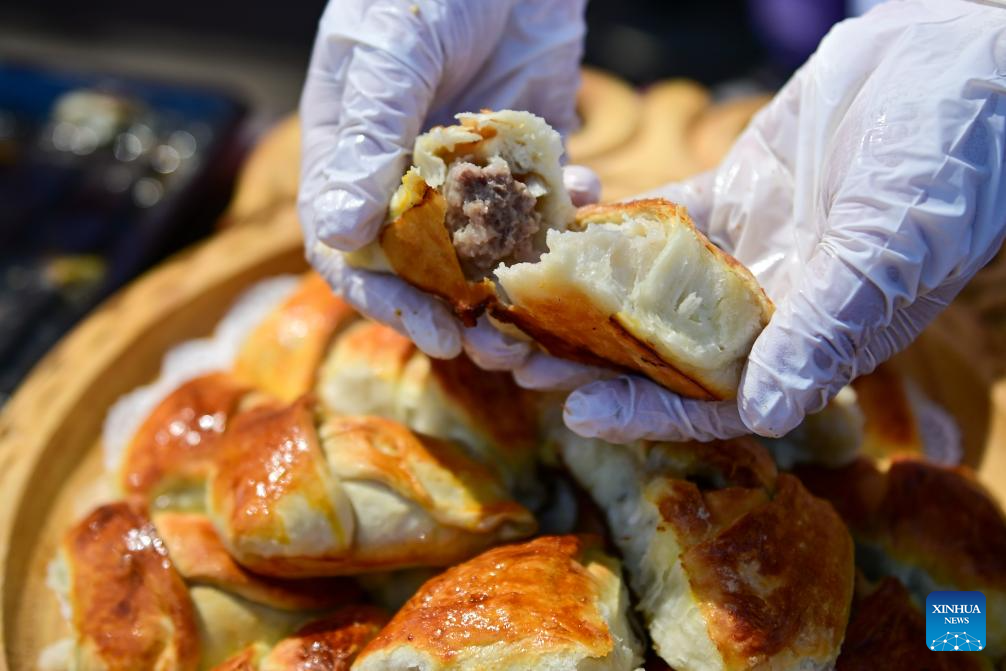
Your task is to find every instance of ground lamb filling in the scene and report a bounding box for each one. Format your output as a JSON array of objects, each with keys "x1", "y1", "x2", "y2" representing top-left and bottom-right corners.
[{"x1": 442, "y1": 159, "x2": 541, "y2": 276}]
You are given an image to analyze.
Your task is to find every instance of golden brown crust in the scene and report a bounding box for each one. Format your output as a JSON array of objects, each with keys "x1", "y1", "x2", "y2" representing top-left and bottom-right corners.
[
  {"x1": 850, "y1": 363, "x2": 922, "y2": 459},
  {"x1": 211, "y1": 397, "x2": 333, "y2": 540},
  {"x1": 680, "y1": 474, "x2": 854, "y2": 669},
  {"x1": 492, "y1": 298, "x2": 718, "y2": 399},
  {"x1": 796, "y1": 457, "x2": 1006, "y2": 590},
  {"x1": 837, "y1": 577, "x2": 989, "y2": 671},
  {"x1": 427, "y1": 352, "x2": 540, "y2": 466},
  {"x1": 210, "y1": 397, "x2": 534, "y2": 577},
  {"x1": 328, "y1": 319, "x2": 539, "y2": 470},
  {"x1": 63, "y1": 501, "x2": 199, "y2": 671},
  {"x1": 380, "y1": 187, "x2": 495, "y2": 326},
  {"x1": 321, "y1": 415, "x2": 534, "y2": 532},
  {"x1": 651, "y1": 437, "x2": 779, "y2": 490},
  {"x1": 153, "y1": 511, "x2": 363, "y2": 611},
  {"x1": 234, "y1": 273, "x2": 357, "y2": 402},
  {"x1": 263, "y1": 606, "x2": 387, "y2": 670},
  {"x1": 211, "y1": 646, "x2": 261, "y2": 671},
  {"x1": 119, "y1": 372, "x2": 249, "y2": 499},
  {"x1": 356, "y1": 536, "x2": 614, "y2": 664}
]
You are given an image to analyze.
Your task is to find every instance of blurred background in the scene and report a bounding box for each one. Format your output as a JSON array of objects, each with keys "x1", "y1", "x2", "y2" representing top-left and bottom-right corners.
[{"x1": 0, "y1": 0, "x2": 866, "y2": 403}]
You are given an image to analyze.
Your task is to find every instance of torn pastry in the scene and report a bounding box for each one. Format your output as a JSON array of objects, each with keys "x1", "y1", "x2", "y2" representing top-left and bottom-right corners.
[{"x1": 343, "y1": 110, "x2": 772, "y2": 400}]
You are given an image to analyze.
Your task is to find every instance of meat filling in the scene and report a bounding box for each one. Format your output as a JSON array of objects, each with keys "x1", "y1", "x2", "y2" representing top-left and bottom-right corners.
[{"x1": 442, "y1": 159, "x2": 541, "y2": 275}]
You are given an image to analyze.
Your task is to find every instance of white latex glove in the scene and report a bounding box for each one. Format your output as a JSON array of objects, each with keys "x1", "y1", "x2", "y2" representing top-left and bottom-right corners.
[
  {"x1": 299, "y1": 0, "x2": 593, "y2": 363},
  {"x1": 560, "y1": 0, "x2": 1006, "y2": 443}
]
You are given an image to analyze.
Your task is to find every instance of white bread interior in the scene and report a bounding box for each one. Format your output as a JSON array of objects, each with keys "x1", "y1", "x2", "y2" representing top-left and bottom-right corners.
[{"x1": 495, "y1": 201, "x2": 772, "y2": 397}]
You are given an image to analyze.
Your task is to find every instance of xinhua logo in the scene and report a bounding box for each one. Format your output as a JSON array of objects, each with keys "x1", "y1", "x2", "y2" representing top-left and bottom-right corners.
[{"x1": 926, "y1": 591, "x2": 986, "y2": 652}]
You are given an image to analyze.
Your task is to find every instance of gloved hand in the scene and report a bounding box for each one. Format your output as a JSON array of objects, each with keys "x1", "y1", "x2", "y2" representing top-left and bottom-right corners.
[
  {"x1": 299, "y1": 0, "x2": 592, "y2": 364},
  {"x1": 554, "y1": 0, "x2": 1006, "y2": 443}
]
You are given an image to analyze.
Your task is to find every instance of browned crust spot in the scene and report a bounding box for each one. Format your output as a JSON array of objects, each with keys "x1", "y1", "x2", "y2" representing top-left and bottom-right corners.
[
  {"x1": 154, "y1": 511, "x2": 363, "y2": 612},
  {"x1": 63, "y1": 501, "x2": 200, "y2": 671},
  {"x1": 355, "y1": 536, "x2": 614, "y2": 664},
  {"x1": 120, "y1": 372, "x2": 249, "y2": 500},
  {"x1": 233, "y1": 272, "x2": 358, "y2": 403},
  {"x1": 836, "y1": 577, "x2": 988, "y2": 671},
  {"x1": 680, "y1": 475, "x2": 854, "y2": 668},
  {"x1": 265, "y1": 606, "x2": 387, "y2": 670},
  {"x1": 797, "y1": 456, "x2": 1006, "y2": 589}
]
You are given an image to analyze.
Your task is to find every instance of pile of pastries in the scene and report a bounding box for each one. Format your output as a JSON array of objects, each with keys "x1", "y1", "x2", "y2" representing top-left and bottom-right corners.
[{"x1": 41, "y1": 271, "x2": 1006, "y2": 671}]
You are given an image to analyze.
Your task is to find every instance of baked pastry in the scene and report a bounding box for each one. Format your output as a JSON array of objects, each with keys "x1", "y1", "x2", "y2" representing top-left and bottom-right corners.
[
  {"x1": 796, "y1": 456, "x2": 1006, "y2": 658},
  {"x1": 154, "y1": 511, "x2": 362, "y2": 612},
  {"x1": 188, "y1": 585, "x2": 320, "y2": 668},
  {"x1": 352, "y1": 535, "x2": 644, "y2": 670},
  {"x1": 47, "y1": 501, "x2": 200, "y2": 671},
  {"x1": 211, "y1": 605, "x2": 386, "y2": 671},
  {"x1": 111, "y1": 373, "x2": 252, "y2": 506},
  {"x1": 558, "y1": 432, "x2": 854, "y2": 671},
  {"x1": 850, "y1": 364, "x2": 923, "y2": 459},
  {"x1": 317, "y1": 320, "x2": 540, "y2": 495},
  {"x1": 207, "y1": 397, "x2": 536, "y2": 577},
  {"x1": 836, "y1": 575, "x2": 992, "y2": 670},
  {"x1": 234, "y1": 273, "x2": 356, "y2": 403},
  {"x1": 345, "y1": 110, "x2": 772, "y2": 399},
  {"x1": 494, "y1": 199, "x2": 773, "y2": 399}
]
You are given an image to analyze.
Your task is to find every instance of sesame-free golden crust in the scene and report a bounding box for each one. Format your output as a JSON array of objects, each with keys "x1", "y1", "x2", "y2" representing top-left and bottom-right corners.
[
  {"x1": 209, "y1": 397, "x2": 346, "y2": 569},
  {"x1": 797, "y1": 457, "x2": 1006, "y2": 590},
  {"x1": 850, "y1": 364, "x2": 922, "y2": 459},
  {"x1": 63, "y1": 501, "x2": 200, "y2": 671},
  {"x1": 355, "y1": 536, "x2": 614, "y2": 666},
  {"x1": 836, "y1": 577, "x2": 990, "y2": 671},
  {"x1": 321, "y1": 415, "x2": 535, "y2": 533},
  {"x1": 679, "y1": 474, "x2": 854, "y2": 670},
  {"x1": 261, "y1": 606, "x2": 387, "y2": 670},
  {"x1": 153, "y1": 511, "x2": 363, "y2": 611},
  {"x1": 380, "y1": 186, "x2": 495, "y2": 326},
  {"x1": 209, "y1": 397, "x2": 534, "y2": 577},
  {"x1": 329, "y1": 320, "x2": 539, "y2": 470},
  {"x1": 427, "y1": 352, "x2": 540, "y2": 466},
  {"x1": 119, "y1": 372, "x2": 249, "y2": 499},
  {"x1": 234, "y1": 273, "x2": 357, "y2": 402},
  {"x1": 493, "y1": 291, "x2": 719, "y2": 399}
]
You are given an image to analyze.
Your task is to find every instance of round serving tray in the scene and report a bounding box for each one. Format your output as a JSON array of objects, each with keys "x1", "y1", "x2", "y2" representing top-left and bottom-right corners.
[
  {"x1": 0, "y1": 208, "x2": 305, "y2": 670},
  {"x1": 0, "y1": 203, "x2": 1002, "y2": 670}
]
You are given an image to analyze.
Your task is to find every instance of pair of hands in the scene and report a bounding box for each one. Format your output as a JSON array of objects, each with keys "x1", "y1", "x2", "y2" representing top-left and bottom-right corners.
[{"x1": 299, "y1": 0, "x2": 1006, "y2": 444}]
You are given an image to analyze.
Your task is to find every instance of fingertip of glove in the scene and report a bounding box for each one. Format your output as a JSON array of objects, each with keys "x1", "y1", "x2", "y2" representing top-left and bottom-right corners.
[
  {"x1": 736, "y1": 385, "x2": 802, "y2": 438},
  {"x1": 563, "y1": 380, "x2": 626, "y2": 438},
  {"x1": 313, "y1": 188, "x2": 379, "y2": 252},
  {"x1": 562, "y1": 165, "x2": 601, "y2": 207}
]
